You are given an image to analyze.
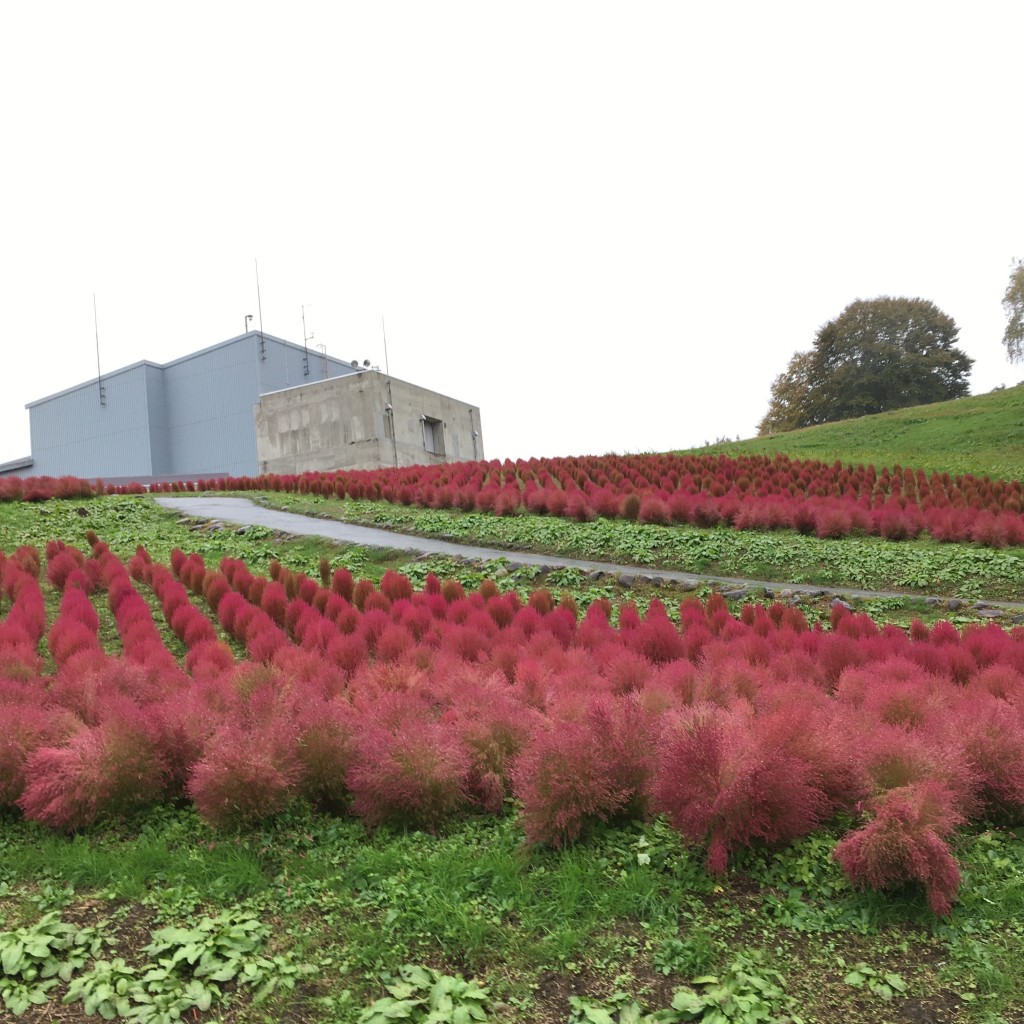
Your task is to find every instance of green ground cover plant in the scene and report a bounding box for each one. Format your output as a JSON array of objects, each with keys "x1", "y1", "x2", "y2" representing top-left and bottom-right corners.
[
  {"x1": 246, "y1": 492, "x2": 1024, "y2": 603},
  {"x1": 2, "y1": 806, "x2": 1023, "y2": 1022}
]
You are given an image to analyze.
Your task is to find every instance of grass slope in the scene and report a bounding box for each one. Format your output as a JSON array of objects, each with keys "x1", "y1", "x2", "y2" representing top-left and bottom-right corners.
[{"x1": 677, "y1": 383, "x2": 1024, "y2": 482}]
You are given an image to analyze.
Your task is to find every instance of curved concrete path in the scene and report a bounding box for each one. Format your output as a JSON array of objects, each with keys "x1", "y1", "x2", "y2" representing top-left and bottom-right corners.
[{"x1": 154, "y1": 496, "x2": 1024, "y2": 612}]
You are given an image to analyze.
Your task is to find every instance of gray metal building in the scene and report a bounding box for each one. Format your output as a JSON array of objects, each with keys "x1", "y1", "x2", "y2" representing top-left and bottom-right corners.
[
  {"x1": 2, "y1": 332, "x2": 361, "y2": 480},
  {"x1": 1, "y1": 331, "x2": 485, "y2": 481}
]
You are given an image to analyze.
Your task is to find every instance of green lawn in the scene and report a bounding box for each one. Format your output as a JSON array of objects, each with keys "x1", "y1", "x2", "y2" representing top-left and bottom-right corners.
[{"x1": 676, "y1": 383, "x2": 1024, "y2": 481}]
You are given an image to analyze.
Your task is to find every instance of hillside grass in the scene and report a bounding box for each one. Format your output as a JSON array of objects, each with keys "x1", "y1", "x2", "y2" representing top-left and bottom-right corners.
[{"x1": 677, "y1": 383, "x2": 1024, "y2": 482}]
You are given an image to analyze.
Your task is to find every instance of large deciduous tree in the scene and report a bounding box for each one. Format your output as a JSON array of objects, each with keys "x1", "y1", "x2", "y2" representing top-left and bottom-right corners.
[
  {"x1": 758, "y1": 297, "x2": 973, "y2": 435},
  {"x1": 1002, "y1": 259, "x2": 1024, "y2": 363}
]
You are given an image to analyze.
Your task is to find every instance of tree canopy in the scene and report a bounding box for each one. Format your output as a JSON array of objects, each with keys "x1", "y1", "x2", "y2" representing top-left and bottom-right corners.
[
  {"x1": 1002, "y1": 258, "x2": 1024, "y2": 363},
  {"x1": 758, "y1": 297, "x2": 973, "y2": 435}
]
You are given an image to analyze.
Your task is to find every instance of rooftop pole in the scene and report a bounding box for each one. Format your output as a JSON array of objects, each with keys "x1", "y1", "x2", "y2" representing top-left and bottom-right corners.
[
  {"x1": 255, "y1": 259, "x2": 266, "y2": 360},
  {"x1": 94, "y1": 292, "x2": 105, "y2": 406}
]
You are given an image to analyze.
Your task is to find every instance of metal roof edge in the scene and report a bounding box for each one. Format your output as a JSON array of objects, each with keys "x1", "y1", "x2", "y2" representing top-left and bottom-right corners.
[
  {"x1": 26, "y1": 361, "x2": 163, "y2": 407},
  {"x1": 0, "y1": 455, "x2": 34, "y2": 473}
]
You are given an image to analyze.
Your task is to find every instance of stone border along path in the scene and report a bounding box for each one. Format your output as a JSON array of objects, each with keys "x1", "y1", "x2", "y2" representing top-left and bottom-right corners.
[{"x1": 154, "y1": 496, "x2": 1024, "y2": 618}]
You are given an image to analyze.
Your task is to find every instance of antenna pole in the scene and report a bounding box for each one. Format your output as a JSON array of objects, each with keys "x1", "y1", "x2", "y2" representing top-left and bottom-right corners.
[
  {"x1": 94, "y1": 292, "x2": 105, "y2": 406},
  {"x1": 381, "y1": 316, "x2": 390, "y2": 376},
  {"x1": 255, "y1": 258, "x2": 266, "y2": 360},
  {"x1": 301, "y1": 304, "x2": 312, "y2": 376}
]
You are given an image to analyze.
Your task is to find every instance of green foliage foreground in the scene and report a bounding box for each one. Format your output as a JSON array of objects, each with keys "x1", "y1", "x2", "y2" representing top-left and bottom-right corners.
[{"x1": 1, "y1": 807, "x2": 1023, "y2": 1022}]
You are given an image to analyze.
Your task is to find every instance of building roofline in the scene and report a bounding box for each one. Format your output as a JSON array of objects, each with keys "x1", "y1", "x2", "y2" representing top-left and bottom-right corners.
[
  {"x1": 259, "y1": 368, "x2": 381, "y2": 399},
  {"x1": 258, "y1": 369, "x2": 481, "y2": 410},
  {"x1": 0, "y1": 455, "x2": 34, "y2": 474},
  {"x1": 26, "y1": 332, "x2": 356, "y2": 409},
  {"x1": 26, "y1": 361, "x2": 162, "y2": 408}
]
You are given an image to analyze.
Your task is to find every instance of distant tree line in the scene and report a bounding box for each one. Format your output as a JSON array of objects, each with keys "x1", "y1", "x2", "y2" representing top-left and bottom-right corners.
[{"x1": 758, "y1": 297, "x2": 973, "y2": 436}]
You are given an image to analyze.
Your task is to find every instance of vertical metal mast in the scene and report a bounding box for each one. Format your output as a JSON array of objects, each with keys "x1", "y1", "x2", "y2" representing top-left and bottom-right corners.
[
  {"x1": 255, "y1": 259, "x2": 266, "y2": 360},
  {"x1": 301, "y1": 304, "x2": 312, "y2": 376},
  {"x1": 94, "y1": 293, "x2": 106, "y2": 406}
]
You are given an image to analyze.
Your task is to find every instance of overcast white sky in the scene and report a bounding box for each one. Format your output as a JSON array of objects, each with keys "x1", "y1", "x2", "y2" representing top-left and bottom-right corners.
[{"x1": 2, "y1": 1, "x2": 1021, "y2": 467}]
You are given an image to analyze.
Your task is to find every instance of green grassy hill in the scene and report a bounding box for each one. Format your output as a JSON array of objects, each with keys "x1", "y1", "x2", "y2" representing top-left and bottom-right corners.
[{"x1": 679, "y1": 383, "x2": 1024, "y2": 481}]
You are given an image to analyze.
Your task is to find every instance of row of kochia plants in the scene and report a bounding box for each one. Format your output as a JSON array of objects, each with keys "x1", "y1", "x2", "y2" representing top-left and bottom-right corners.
[
  {"x1": 3, "y1": 450, "x2": 1024, "y2": 546},
  {"x1": 3, "y1": 535, "x2": 1024, "y2": 918}
]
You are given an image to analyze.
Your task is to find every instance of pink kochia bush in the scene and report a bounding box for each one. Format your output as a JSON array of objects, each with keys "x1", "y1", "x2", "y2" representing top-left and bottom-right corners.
[
  {"x1": 513, "y1": 694, "x2": 658, "y2": 847},
  {"x1": 187, "y1": 719, "x2": 302, "y2": 827},
  {"x1": 833, "y1": 781, "x2": 964, "y2": 916},
  {"x1": 0, "y1": 551, "x2": 47, "y2": 676},
  {"x1": 187, "y1": 683, "x2": 303, "y2": 827},
  {"x1": 18, "y1": 700, "x2": 167, "y2": 829},
  {"x1": 142, "y1": 452, "x2": 1024, "y2": 548},
  {"x1": 651, "y1": 704, "x2": 834, "y2": 874},
  {"x1": 345, "y1": 690, "x2": 472, "y2": 831},
  {"x1": 0, "y1": 697, "x2": 81, "y2": 809},
  {"x1": 9, "y1": 537, "x2": 1024, "y2": 917}
]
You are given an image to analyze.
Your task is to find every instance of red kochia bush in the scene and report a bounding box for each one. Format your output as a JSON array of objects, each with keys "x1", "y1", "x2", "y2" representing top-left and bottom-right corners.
[
  {"x1": 48, "y1": 618, "x2": 103, "y2": 669},
  {"x1": 652, "y1": 703, "x2": 831, "y2": 873},
  {"x1": 188, "y1": 714, "x2": 302, "y2": 827},
  {"x1": 45, "y1": 548, "x2": 86, "y2": 590},
  {"x1": 346, "y1": 692, "x2": 472, "y2": 831},
  {"x1": 18, "y1": 705, "x2": 167, "y2": 829},
  {"x1": 513, "y1": 694, "x2": 656, "y2": 847},
  {"x1": 291, "y1": 695, "x2": 355, "y2": 813},
  {"x1": 833, "y1": 781, "x2": 964, "y2": 916},
  {"x1": 380, "y1": 570, "x2": 414, "y2": 603},
  {"x1": 0, "y1": 701, "x2": 81, "y2": 808},
  {"x1": 952, "y1": 697, "x2": 1024, "y2": 821}
]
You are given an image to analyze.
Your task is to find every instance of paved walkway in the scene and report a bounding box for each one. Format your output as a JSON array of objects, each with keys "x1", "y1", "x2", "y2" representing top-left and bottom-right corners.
[{"x1": 154, "y1": 496, "x2": 1024, "y2": 612}]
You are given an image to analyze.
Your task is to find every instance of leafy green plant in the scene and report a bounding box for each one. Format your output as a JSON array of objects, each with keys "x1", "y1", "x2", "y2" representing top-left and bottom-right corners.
[
  {"x1": 0, "y1": 911, "x2": 103, "y2": 1015},
  {"x1": 653, "y1": 928, "x2": 718, "y2": 976},
  {"x1": 359, "y1": 963, "x2": 490, "y2": 1023},
  {"x1": 545, "y1": 566, "x2": 589, "y2": 589},
  {"x1": 666, "y1": 953, "x2": 799, "y2": 1022},
  {"x1": 237, "y1": 952, "x2": 317, "y2": 1003},
  {"x1": 124, "y1": 967, "x2": 219, "y2": 1023},
  {"x1": 63, "y1": 957, "x2": 138, "y2": 1019},
  {"x1": 567, "y1": 954, "x2": 801, "y2": 1023},
  {"x1": 141, "y1": 908, "x2": 268, "y2": 982},
  {"x1": 122, "y1": 908, "x2": 279, "y2": 1022},
  {"x1": 569, "y1": 990, "x2": 651, "y2": 1023},
  {"x1": 841, "y1": 961, "x2": 908, "y2": 1001}
]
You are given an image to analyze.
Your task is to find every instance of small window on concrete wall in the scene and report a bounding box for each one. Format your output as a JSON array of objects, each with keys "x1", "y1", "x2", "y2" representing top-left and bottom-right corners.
[{"x1": 422, "y1": 416, "x2": 444, "y2": 455}]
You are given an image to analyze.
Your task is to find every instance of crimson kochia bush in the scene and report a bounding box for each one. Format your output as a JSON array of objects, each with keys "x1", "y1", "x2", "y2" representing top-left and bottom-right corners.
[{"x1": 651, "y1": 703, "x2": 835, "y2": 874}]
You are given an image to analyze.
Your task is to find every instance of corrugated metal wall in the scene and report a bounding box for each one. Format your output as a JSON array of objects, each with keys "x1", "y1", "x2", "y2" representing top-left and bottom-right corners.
[
  {"x1": 28, "y1": 365, "x2": 154, "y2": 478},
  {"x1": 163, "y1": 337, "x2": 261, "y2": 476},
  {"x1": 256, "y1": 334, "x2": 355, "y2": 394},
  {"x1": 145, "y1": 364, "x2": 171, "y2": 473},
  {"x1": 21, "y1": 333, "x2": 361, "y2": 480}
]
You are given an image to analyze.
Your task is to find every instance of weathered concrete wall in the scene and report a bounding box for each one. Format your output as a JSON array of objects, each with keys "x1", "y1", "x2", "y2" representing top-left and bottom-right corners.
[{"x1": 254, "y1": 371, "x2": 484, "y2": 474}]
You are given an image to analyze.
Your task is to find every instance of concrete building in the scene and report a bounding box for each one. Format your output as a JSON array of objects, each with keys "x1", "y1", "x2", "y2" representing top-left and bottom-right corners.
[
  {"x1": 255, "y1": 371, "x2": 484, "y2": 474},
  {"x1": 0, "y1": 332, "x2": 484, "y2": 480}
]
